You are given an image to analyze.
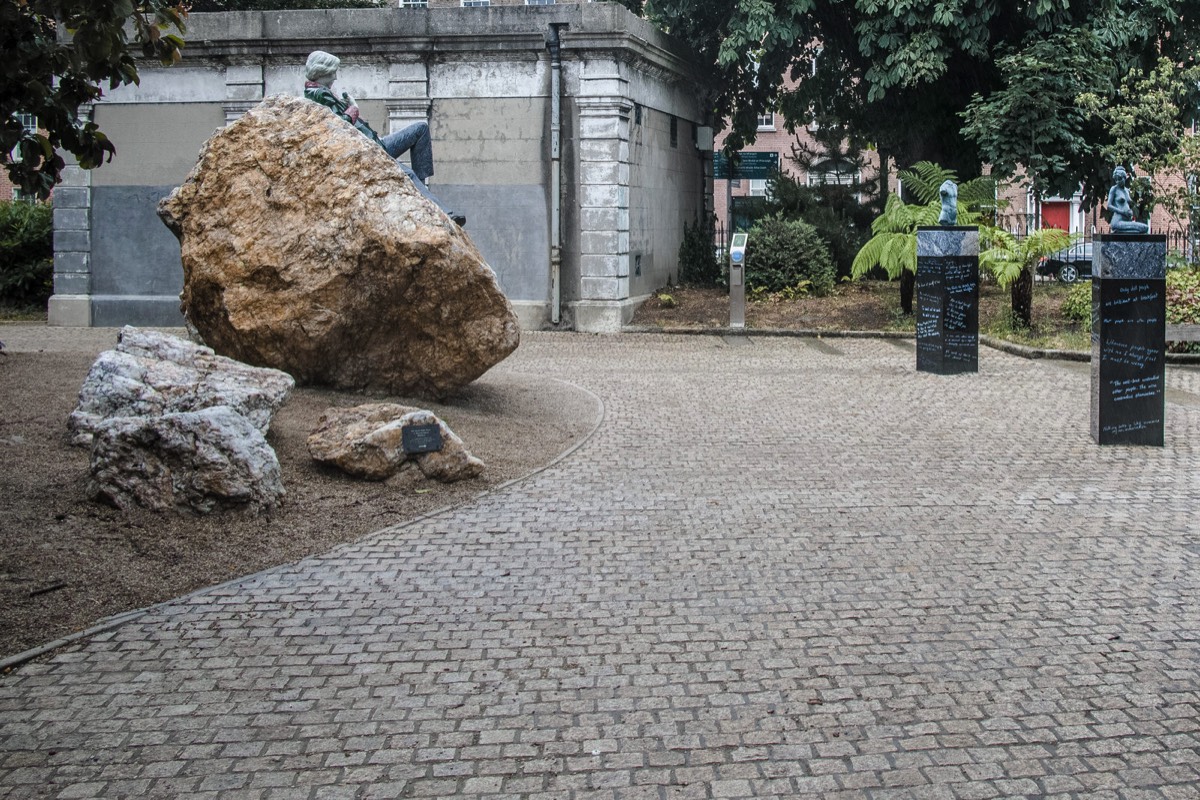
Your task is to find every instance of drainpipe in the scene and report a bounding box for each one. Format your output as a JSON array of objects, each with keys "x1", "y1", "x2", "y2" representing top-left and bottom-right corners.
[{"x1": 546, "y1": 22, "x2": 568, "y2": 325}]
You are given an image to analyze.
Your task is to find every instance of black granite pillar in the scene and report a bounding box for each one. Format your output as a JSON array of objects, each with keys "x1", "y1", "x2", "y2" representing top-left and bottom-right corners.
[
  {"x1": 1091, "y1": 234, "x2": 1166, "y2": 446},
  {"x1": 915, "y1": 226, "x2": 979, "y2": 374}
]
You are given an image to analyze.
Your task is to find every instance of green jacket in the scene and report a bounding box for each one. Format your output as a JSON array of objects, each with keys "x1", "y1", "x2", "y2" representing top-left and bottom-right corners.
[{"x1": 304, "y1": 85, "x2": 382, "y2": 144}]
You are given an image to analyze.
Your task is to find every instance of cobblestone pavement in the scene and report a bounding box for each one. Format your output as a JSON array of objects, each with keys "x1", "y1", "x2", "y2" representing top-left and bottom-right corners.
[{"x1": 3, "y1": 332, "x2": 1200, "y2": 799}]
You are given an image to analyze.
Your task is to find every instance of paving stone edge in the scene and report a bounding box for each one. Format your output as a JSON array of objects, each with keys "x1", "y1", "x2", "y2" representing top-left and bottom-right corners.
[
  {"x1": 623, "y1": 325, "x2": 1200, "y2": 364},
  {"x1": 0, "y1": 377, "x2": 606, "y2": 675}
]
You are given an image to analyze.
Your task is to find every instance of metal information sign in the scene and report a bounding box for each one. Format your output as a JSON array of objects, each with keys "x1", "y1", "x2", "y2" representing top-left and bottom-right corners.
[
  {"x1": 728, "y1": 233, "x2": 748, "y2": 329},
  {"x1": 401, "y1": 423, "x2": 443, "y2": 454},
  {"x1": 714, "y1": 152, "x2": 779, "y2": 179}
]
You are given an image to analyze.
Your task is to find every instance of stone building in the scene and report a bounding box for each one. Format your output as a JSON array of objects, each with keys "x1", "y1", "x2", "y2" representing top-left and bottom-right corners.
[{"x1": 49, "y1": 3, "x2": 712, "y2": 332}]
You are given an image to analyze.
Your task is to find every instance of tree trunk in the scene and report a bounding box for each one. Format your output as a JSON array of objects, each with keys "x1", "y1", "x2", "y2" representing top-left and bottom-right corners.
[
  {"x1": 1010, "y1": 266, "x2": 1033, "y2": 328},
  {"x1": 877, "y1": 147, "x2": 891, "y2": 211},
  {"x1": 892, "y1": 154, "x2": 914, "y2": 315},
  {"x1": 900, "y1": 269, "x2": 915, "y2": 315}
]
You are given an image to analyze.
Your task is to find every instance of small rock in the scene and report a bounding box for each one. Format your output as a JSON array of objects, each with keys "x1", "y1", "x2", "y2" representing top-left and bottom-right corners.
[
  {"x1": 307, "y1": 403, "x2": 484, "y2": 483},
  {"x1": 89, "y1": 406, "x2": 284, "y2": 513}
]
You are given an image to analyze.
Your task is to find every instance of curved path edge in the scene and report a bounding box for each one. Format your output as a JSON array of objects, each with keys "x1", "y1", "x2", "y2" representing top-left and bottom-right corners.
[{"x1": 0, "y1": 376, "x2": 606, "y2": 675}]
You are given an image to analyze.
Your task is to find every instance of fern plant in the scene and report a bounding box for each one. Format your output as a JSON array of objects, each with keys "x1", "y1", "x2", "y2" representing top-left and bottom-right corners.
[
  {"x1": 849, "y1": 163, "x2": 996, "y2": 316},
  {"x1": 980, "y1": 227, "x2": 1075, "y2": 329},
  {"x1": 851, "y1": 162, "x2": 996, "y2": 281},
  {"x1": 980, "y1": 227, "x2": 1074, "y2": 288}
]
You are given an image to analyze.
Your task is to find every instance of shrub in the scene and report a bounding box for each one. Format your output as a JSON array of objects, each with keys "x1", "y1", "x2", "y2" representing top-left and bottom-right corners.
[
  {"x1": 1166, "y1": 267, "x2": 1200, "y2": 353},
  {"x1": 1060, "y1": 281, "x2": 1092, "y2": 323},
  {"x1": 0, "y1": 200, "x2": 53, "y2": 309},
  {"x1": 766, "y1": 176, "x2": 875, "y2": 280},
  {"x1": 677, "y1": 215, "x2": 721, "y2": 286},
  {"x1": 744, "y1": 213, "x2": 835, "y2": 296},
  {"x1": 1166, "y1": 267, "x2": 1200, "y2": 325}
]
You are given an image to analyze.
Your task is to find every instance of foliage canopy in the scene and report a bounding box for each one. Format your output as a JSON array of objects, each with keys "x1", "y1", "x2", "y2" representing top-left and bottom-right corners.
[
  {"x1": 644, "y1": 0, "x2": 1200, "y2": 201},
  {"x1": 2, "y1": 0, "x2": 188, "y2": 199}
]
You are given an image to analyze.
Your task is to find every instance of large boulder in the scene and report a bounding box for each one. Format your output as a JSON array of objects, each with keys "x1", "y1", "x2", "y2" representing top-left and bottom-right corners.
[
  {"x1": 307, "y1": 403, "x2": 484, "y2": 483},
  {"x1": 68, "y1": 326, "x2": 294, "y2": 448},
  {"x1": 158, "y1": 94, "x2": 520, "y2": 400},
  {"x1": 89, "y1": 406, "x2": 284, "y2": 514}
]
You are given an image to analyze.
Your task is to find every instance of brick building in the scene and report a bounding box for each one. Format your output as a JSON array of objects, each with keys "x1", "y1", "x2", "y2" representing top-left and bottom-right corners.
[
  {"x1": 712, "y1": 112, "x2": 885, "y2": 244},
  {"x1": 0, "y1": 174, "x2": 18, "y2": 203},
  {"x1": 717, "y1": 111, "x2": 1193, "y2": 255}
]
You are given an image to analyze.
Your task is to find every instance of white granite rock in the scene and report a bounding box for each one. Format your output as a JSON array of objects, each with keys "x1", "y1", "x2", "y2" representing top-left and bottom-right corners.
[
  {"x1": 69, "y1": 326, "x2": 294, "y2": 447},
  {"x1": 88, "y1": 406, "x2": 284, "y2": 513}
]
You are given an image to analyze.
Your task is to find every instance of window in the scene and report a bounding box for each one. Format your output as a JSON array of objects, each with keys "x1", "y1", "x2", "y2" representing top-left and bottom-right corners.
[
  {"x1": 526, "y1": 0, "x2": 555, "y2": 4},
  {"x1": 670, "y1": 115, "x2": 678, "y2": 148},
  {"x1": 808, "y1": 158, "x2": 861, "y2": 201},
  {"x1": 398, "y1": 0, "x2": 427, "y2": 6},
  {"x1": 806, "y1": 159, "x2": 859, "y2": 188},
  {"x1": 8, "y1": 114, "x2": 38, "y2": 201},
  {"x1": 749, "y1": 179, "x2": 768, "y2": 198},
  {"x1": 807, "y1": 47, "x2": 824, "y2": 130},
  {"x1": 9, "y1": 113, "x2": 37, "y2": 164},
  {"x1": 757, "y1": 112, "x2": 774, "y2": 130},
  {"x1": 461, "y1": 0, "x2": 489, "y2": 6}
]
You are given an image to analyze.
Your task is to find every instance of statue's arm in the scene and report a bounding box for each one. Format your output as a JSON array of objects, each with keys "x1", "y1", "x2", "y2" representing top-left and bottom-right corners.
[{"x1": 304, "y1": 87, "x2": 355, "y2": 126}]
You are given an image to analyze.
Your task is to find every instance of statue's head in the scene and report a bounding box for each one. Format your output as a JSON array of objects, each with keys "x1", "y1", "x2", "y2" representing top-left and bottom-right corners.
[
  {"x1": 305, "y1": 51, "x2": 340, "y2": 87},
  {"x1": 1112, "y1": 165, "x2": 1128, "y2": 185}
]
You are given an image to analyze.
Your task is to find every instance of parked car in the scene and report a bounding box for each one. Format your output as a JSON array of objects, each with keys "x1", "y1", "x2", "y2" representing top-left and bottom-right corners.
[{"x1": 1037, "y1": 241, "x2": 1093, "y2": 283}]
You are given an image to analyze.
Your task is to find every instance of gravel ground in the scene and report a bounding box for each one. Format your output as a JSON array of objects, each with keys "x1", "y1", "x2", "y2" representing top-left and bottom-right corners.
[{"x1": 0, "y1": 325, "x2": 599, "y2": 660}]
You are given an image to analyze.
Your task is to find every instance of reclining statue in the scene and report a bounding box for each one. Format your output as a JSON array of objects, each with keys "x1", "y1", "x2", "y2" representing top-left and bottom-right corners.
[{"x1": 303, "y1": 50, "x2": 466, "y2": 227}]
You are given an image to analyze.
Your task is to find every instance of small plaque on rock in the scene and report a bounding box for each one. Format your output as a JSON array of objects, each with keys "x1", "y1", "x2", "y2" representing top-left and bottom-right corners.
[{"x1": 402, "y1": 423, "x2": 443, "y2": 454}]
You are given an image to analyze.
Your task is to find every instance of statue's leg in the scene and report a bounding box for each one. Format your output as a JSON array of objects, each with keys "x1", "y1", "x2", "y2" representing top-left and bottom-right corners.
[
  {"x1": 396, "y1": 160, "x2": 464, "y2": 226},
  {"x1": 381, "y1": 121, "x2": 434, "y2": 182}
]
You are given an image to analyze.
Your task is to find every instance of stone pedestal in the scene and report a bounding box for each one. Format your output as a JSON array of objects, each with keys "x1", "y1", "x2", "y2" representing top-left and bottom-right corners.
[
  {"x1": 915, "y1": 226, "x2": 979, "y2": 374},
  {"x1": 1091, "y1": 234, "x2": 1166, "y2": 446}
]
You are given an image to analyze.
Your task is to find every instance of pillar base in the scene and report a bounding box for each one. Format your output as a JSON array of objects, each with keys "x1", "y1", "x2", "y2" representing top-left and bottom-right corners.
[
  {"x1": 571, "y1": 296, "x2": 647, "y2": 333},
  {"x1": 47, "y1": 294, "x2": 92, "y2": 327}
]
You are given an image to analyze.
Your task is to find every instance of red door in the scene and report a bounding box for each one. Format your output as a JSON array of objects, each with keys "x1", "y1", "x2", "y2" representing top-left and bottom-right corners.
[{"x1": 1041, "y1": 201, "x2": 1070, "y2": 231}]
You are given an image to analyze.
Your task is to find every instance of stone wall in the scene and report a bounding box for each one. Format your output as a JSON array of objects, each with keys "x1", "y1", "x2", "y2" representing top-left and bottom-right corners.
[{"x1": 49, "y1": 4, "x2": 710, "y2": 333}]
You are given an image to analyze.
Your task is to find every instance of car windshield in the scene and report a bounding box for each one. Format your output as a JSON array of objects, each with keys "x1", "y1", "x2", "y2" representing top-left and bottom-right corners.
[{"x1": 1051, "y1": 242, "x2": 1089, "y2": 258}]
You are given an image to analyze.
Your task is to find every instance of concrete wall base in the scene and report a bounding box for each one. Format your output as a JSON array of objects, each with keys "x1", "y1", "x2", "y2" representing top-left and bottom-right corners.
[
  {"x1": 91, "y1": 295, "x2": 185, "y2": 328},
  {"x1": 47, "y1": 295, "x2": 92, "y2": 327},
  {"x1": 571, "y1": 295, "x2": 649, "y2": 334},
  {"x1": 510, "y1": 300, "x2": 553, "y2": 332}
]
